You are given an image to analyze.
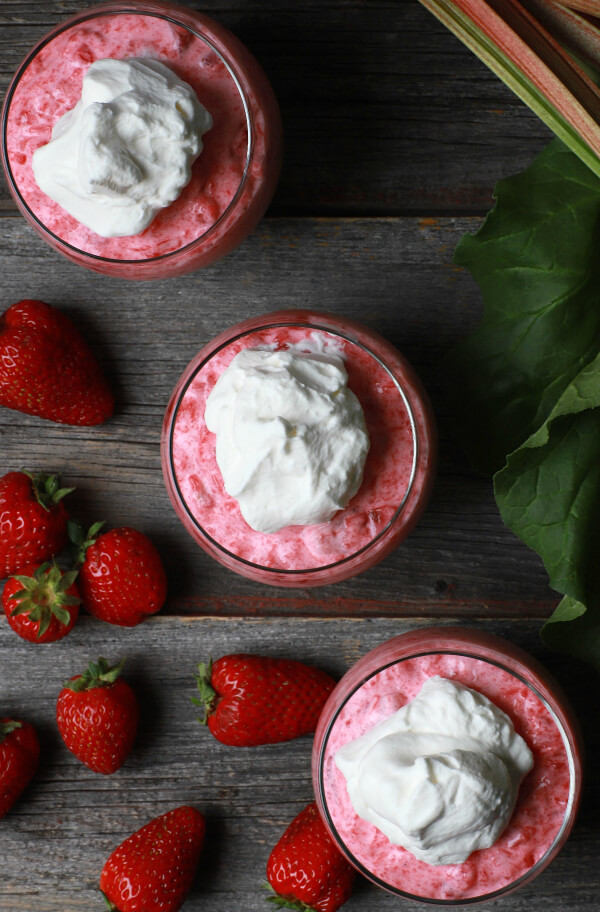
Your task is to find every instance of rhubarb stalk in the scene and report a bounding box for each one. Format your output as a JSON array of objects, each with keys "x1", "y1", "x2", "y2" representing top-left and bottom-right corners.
[
  {"x1": 554, "y1": 1, "x2": 600, "y2": 15},
  {"x1": 418, "y1": 0, "x2": 600, "y2": 177},
  {"x1": 521, "y1": 0, "x2": 600, "y2": 72}
]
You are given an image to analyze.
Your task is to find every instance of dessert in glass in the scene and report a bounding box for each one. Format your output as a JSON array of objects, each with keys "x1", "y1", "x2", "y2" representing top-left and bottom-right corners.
[
  {"x1": 312, "y1": 626, "x2": 583, "y2": 903},
  {"x1": 161, "y1": 309, "x2": 437, "y2": 587},
  {"x1": 1, "y1": 0, "x2": 282, "y2": 279}
]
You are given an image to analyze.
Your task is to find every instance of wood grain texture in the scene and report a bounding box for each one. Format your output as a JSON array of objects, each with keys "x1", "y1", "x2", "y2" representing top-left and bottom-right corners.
[
  {"x1": 0, "y1": 215, "x2": 556, "y2": 617},
  {"x1": 1, "y1": 615, "x2": 598, "y2": 912},
  {"x1": 1, "y1": 0, "x2": 596, "y2": 908},
  {"x1": 0, "y1": 0, "x2": 552, "y2": 215}
]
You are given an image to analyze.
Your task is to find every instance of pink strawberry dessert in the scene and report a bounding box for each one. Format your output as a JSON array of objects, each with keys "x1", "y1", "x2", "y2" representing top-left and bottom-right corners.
[
  {"x1": 312, "y1": 627, "x2": 583, "y2": 903},
  {"x1": 162, "y1": 310, "x2": 437, "y2": 586},
  {"x1": 1, "y1": 1, "x2": 281, "y2": 279}
]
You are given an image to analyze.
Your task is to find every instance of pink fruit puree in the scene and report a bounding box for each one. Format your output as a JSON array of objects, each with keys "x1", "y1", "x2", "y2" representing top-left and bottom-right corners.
[
  {"x1": 164, "y1": 313, "x2": 436, "y2": 582},
  {"x1": 2, "y1": 4, "x2": 281, "y2": 273},
  {"x1": 318, "y1": 650, "x2": 575, "y2": 902}
]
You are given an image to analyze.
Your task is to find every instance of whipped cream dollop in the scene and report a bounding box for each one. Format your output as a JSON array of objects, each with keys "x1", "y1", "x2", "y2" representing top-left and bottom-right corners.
[
  {"x1": 335, "y1": 676, "x2": 534, "y2": 866},
  {"x1": 32, "y1": 57, "x2": 212, "y2": 237},
  {"x1": 204, "y1": 347, "x2": 370, "y2": 533}
]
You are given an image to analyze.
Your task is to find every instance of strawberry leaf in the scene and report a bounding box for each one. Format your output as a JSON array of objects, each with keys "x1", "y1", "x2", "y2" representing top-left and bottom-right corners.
[
  {"x1": 22, "y1": 469, "x2": 74, "y2": 511},
  {"x1": 65, "y1": 657, "x2": 126, "y2": 692},
  {"x1": 9, "y1": 584, "x2": 36, "y2": 598},
  {"x1": 9, "y1": 594, "x2": 36, "y2": 614},
  {"x1": 7, "y1": 561, "x2": 79, "y2": 633},
  {"x1": 101, "y1": 890, "x2": 117, "y2": 912},
  {"x1": 56, "y1": 569, "x2": 79, "y2": 592},
  {"x1": 0, "y1": 720, "x2": 22, "y2": 742},
  {"x1": 52, "y1": 604, "x2": 74, "y2": 627},
  {"x1": 192, "y1": 660, "x2": 216, "y2": 724},
  {"x1": 68, "y1": 519, "x2": 105, "y2": 566},
  {"x1": 263, "y1": 882, "x2": 317, "y2": 912},
  {"x1": 36, "y1": 611, "x2": 51, "y2": 639},
  {"x1": 67, "y1": 520, "x2": 85, "y2": 547}
]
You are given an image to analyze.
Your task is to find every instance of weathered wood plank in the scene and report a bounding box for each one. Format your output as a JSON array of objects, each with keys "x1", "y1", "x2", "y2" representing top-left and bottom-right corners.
[
  {"x1": 0, "y1": 615, "x2": 597, "y2": 912},
  {"x1": 0, "y1": 214, "x2": 557, "y2": 617},
  {"x1": 0, "y1": 0, "x2": 551, "y2": 215},
  {"x1": 0, "y1": 2, "x2": 595, "y2": 909}
]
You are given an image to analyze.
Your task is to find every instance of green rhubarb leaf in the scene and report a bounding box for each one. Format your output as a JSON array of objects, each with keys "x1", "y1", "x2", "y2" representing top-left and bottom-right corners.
[
  {"x1": 494, "y1": 406, "x2": 600, "y2": 604},
  {"x1": 543, "y1": 593, "x2": 600, "y2": 671},
  {"x1": 445, "y1": 137, "x2": 600, "y2": 670},
  {"x1": 494, "y1": 348, "x2": 600, "y2": 607},
  {"x1": 496, "y1": 403, "x2": 600, "y2": 672},
  {"x1": 446, "y1": 138, "x2": 600, "y2": 476}
]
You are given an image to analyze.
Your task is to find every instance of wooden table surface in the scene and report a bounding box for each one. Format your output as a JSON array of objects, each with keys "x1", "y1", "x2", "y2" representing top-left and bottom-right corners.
[{"x1": 1, "y1": 2, "x2": 598, "y2": 910}]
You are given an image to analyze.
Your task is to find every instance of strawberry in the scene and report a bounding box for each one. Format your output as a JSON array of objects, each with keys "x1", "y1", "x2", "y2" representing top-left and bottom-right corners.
[
  {"x1": 56, "y1": 657, "x2": 139, "y2": 774},
  {"x1": 0, "y1": 469, "x2": 73, "y2": 578},
  {"x1": 265, "y1": 802, "x2": 355, "y2": 912},
  {"x1": 2, "y1": 561, "x2": 80, "y2": 642},
  {"x1": 193, "y1": 654, "x2": 336, "y2": 747},
  {"x1": 70, "y1": 522, "x2": 167, "y2": 626},
  {"x1": 100, "y1": 805, "x2": 206, "y2": 912},
  {"x1": 0, "y1": 718, "x2": 40, "y2": 819},
  {"x1": 0, "y1": 299, "x2": 114, "y2": 425}
]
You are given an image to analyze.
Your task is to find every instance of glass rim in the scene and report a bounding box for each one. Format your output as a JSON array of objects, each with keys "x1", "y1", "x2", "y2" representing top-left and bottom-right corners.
[
  {"x1": 0, "y1": 3, "x2": 255, "y2": 264},
  {"x1": 315, "y1": 645, "x2": 580, "y2": 905},
  {"x1": 165, "y1": 318, "x2": 421, "y2": 576}
]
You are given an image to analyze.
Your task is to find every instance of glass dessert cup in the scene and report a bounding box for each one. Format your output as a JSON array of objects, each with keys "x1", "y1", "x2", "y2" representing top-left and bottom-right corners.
[
  {"x1": 161, "y1": 309, "x2": 437, "y2": 587},
  {"x1": 312, "y1": 626, "x2": 584, "y2": 905},
  {"x1": 1, "y1": 0, "x2": 282, "y2": 280}
]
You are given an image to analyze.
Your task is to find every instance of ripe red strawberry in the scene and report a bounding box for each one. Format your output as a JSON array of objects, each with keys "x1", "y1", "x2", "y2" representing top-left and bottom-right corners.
[
  {"x1": 100, "y1": 805, "x2": 206, "y2": 912},
  {"x1": 0, "y1": 469, "x2": 72, "y2": 578},
  {"x1": 2, "y1": 561, "x2": 80, "y2": 642},
  {"x1": 70, "y1": 522, "x2": 167, "y2": 626},
  {"x1": 56, "y1": 657, "x2": 139, "y2": 774},
  {"x1": 193, "y1": 654, "x2": 336, "y2": 747},
  {"x1": 0, "y1": 718, "x2": 40, "y2": 819},
  {"x1": 266, "y1": 802, "x2": 355, "y2": 912},
  {"x1": 0, "y1": 299, "x2": 114, "y2": 425}
]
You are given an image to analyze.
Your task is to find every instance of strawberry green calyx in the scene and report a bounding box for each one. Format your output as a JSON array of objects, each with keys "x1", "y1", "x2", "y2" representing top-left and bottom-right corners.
[
  {"x1": 0, "y1": 720, "x2": 23, "y2": 743},
  {"x1": 264, "y1": 884, "x2": 318, "y2": 912},
  {"x1": 64, "y1": 657, "x2": 126, "y2": 693},
  {"x1": 9, "y1": 562, "x2": 80, "y2": 639},
  {"x1": 192, "y1": 660, "x2": 217, "y2": 725},
  {"x1": 67, "y1": 519, "x2": 105, "y2": 567},
  {"x1": 22, "y1": 469, "x2": 74, "y2": 513}
]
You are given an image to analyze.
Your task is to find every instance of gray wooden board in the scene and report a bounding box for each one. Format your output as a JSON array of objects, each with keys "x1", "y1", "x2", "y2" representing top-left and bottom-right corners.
[
  {"x1": 1, "y1": 0, "x2": 598, "y2": 905},
  {"x1": 0, "y1": 0, "x2": 552, "y2": 215},
  {"x1": 0, "y1": 214, "x2": 556, "y2": 617},
  {"x1": 0, "y1": 615, "x2": 598, "y2": 912}
]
